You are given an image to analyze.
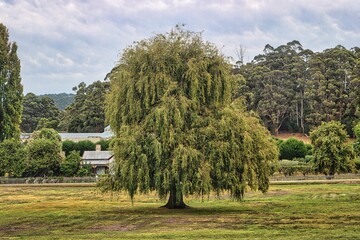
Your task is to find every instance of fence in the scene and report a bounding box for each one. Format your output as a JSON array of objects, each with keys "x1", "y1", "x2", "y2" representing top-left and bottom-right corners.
[
  {"x1": 0, "y1": 177, "x2": 97, "y2": 184},
  {"x1": 270, "y1": 173, "x2": 360, "y2": 181}
]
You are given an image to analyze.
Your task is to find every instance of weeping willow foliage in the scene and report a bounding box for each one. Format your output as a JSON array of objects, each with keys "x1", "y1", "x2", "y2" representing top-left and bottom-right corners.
[{"x1": 102, "y1": 27, "x2": 278, "y2": 205}]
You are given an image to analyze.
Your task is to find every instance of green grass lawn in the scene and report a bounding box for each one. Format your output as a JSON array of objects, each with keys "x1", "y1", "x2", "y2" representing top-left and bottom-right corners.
[{"x1": 0, "y1": 184, "x2": 359, "y2": 239}]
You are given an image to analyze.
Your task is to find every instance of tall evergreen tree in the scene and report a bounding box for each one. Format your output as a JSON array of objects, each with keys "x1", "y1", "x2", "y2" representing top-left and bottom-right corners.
[
  {"x1": 102, "y1": 27, "x2": 278, "y2": 208},
  {"x1": 0, "y1": 23, "x2": 23, "y2": 142},
  {"x1": 241, "y1": 41, "x2": 308, "y2": 134},
  {"x1": 21, "y1": 93, "x2": 61, "y2": 133},
  {"x1": 241, "y1": 42, "x2": 359, "y2": 135},
  {"x1": 59, "y1": 80, "x2": 109, "y2": 133},
  {"x1": 306, "y1": 46, "x2": 358, "y2": 133}
]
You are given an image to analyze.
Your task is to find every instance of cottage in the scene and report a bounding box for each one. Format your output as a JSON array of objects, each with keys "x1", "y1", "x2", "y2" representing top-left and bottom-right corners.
[{"x1": 81, "y1": 145, "x2": 114, "y2": 175}]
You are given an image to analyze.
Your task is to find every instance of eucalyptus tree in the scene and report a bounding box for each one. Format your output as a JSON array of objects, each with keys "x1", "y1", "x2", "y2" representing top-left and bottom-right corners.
[
  {"x1": 103, "y1": 27, "x2": 278, "y2": 208},
  {"x1": 242, "y1": 42, "x2": 360, "y2": 135},
  {"x1": 0, "y1": 23, "x2": 23, "y2": 142},
  {"x1": 241, "y1": 41, "x2": 306, "y2": 134},
  {"x1": 291, "y1": 48, "x2": 314, "y2": 133},
  {"x1": 306, "y1": 46, "x2": 358, "y2": 133},
  {"x1": 59, "y1": 80, "x2": 109, "y2": 133},
  {"x1": 21, "y1": 93, "x2": 61, "y2": 133}
]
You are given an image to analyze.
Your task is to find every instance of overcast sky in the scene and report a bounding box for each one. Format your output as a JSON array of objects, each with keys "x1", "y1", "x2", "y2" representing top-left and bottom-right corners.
[{"x1": 1, "y1": 0, "x2": 360, "y2": 94}]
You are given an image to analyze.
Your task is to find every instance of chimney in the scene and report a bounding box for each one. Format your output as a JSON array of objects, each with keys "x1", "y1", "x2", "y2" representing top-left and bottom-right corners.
[{"x1": 96, "y1": 144, "x2": 101, "y2": 152}]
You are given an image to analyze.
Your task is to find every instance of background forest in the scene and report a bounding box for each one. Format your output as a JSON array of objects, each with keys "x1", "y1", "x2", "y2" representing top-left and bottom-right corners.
[
  {"x1": 21, "y1": 41, "x2": 360, "y2": 137},
  {"x1": 238, "y1": 41, "x2": 360, "y2": 136}
]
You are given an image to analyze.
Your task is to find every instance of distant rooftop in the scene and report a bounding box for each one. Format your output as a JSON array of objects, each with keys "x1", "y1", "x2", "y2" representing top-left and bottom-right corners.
[
  {"x1": 59, "y1": 131, "x2": 113, "y2": 140},
  {"x1": 82, "y1": 151, "x2": 113, "y2": 160},
  {"x1": 20, "y1": 125, "x2": 115, "y2": 141}
]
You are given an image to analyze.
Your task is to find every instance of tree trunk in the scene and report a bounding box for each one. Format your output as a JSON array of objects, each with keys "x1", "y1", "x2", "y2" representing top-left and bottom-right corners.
[
  {"x1": 300, "y1": 94, "x2": 305, "y2": 134},
  {"x1": 163, "y1": 182, "x2": 187, "y2": 209},
  {"x1": 274, "y1": 125, "x2": 280, "y2": 135},
  {"x1": 296, "y1": 101, "x2": 299, "y2": 128}
]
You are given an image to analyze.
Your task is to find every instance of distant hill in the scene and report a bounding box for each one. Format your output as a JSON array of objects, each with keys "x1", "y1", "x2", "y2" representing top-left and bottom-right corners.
[{"x1": 39, "y1": 93, "x2": 75, "y2": 110}]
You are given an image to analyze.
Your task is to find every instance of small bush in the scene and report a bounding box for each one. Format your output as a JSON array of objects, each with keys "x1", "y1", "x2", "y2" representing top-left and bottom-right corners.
[
  {"x1": 279, "y1": 138, "x2": 307, "y2": 160},
  {"x1": 278, "y1": 160, "x2": 298, "y2": 176},
  {"x1": 304, "y1": 155, "x2": 314, "y2": 163},
  {"x1": 298, "y1": 163, "x2": 313, "y2": 176},
  {"x1": 62, "y1": 140, "x2": 78, "y2": 156},
  {"x1": 270, "y1": 162, "x2": 279, "y2": 175},
  {"x1": 61, "y1": 151, "x2": 81, "y2": 177},
  {"x1": 77, "y1": 164, "x2": 92, "y2": 177},
  {"x1": 77, "y1": 140, "x2": 95, "y2": 156},
  {"x1": 278, "y1": 160, "x2": 313, "y2": 177},
  {"x1": 305, "y1": 143, "x2": 313, "y2": 155},
  {"x1": 95, "y1": 139, "x2": 110, "y2": 151},
  {"x1": 353, "y1": 122, "x2": 360, "y2": 157},
  {"x1": 354, "y1": 158, "x2": 360, "y2": 173}
]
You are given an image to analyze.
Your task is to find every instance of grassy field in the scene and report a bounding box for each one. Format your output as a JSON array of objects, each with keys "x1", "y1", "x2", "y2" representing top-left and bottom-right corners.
[{"x1": 0, "y1": 184, "x2": 359, "y2": 239}]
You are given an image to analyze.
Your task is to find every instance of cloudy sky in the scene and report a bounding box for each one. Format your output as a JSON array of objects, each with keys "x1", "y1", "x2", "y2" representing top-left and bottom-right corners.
[{"x1": 1, "y1": 0, "x2": 360, "y2": 94}]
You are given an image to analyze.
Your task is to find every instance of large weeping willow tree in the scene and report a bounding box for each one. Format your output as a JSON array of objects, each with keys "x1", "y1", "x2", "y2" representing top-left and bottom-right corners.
[{"x1": 103, "y1": 27, "x2": 278, "y2": 209}]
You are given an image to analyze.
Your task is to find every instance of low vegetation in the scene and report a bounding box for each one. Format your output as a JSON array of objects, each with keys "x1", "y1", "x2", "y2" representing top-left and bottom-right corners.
[{"x1": 0, "y1": 184, "x2": 359, "y2": 239}]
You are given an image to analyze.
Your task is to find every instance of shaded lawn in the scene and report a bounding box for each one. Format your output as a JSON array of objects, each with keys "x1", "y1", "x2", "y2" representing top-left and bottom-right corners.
[{"x1": 0, "y1": 184, "x2": 359, "y2": 239}]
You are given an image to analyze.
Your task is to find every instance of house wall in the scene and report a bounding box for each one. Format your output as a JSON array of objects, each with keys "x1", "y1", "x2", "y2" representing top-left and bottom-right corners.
[
  {"x1": 95, "y1": 166, "x2": 107, "y2": 175},
  {"x1": 83, "y1": 160, "x2": 111, "y2": 165}
]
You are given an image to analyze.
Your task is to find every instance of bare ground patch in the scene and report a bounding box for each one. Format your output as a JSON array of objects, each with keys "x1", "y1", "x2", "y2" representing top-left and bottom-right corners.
[{"x1": 91, "y1": 224, "x2": 138, "y2": 231}]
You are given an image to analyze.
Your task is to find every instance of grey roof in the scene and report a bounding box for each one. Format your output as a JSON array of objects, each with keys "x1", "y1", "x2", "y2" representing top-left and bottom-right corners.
[
  {"x1": 59, "y1": 131, "x2": 114, "y2": 140},
  {"x1": 82, "y1": 151, "x2": 114, "y2": 160},
  {"x1": 21, "y1": 126, "x2": 115, "y2": 141}
]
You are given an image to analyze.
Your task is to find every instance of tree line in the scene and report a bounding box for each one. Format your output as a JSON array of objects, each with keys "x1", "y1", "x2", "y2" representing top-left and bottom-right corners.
[
  {"x1": 21, "y1": 80, "x2": 109, "y2": 133},
  {"x1": 238, "y1": 41, "x2": 360, "y2": 136}
]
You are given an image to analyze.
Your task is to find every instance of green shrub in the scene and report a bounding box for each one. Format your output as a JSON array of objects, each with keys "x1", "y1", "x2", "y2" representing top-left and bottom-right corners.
[
  {"x1": 0, "y1": 139, "x2": 27, "y2": 177},
  {"x1": 278, "y1": 159, "x2": 313, "y2": 177},
  {"x1": 278, "y1": 160, "x2": 298, "y2": 176},
  {"x1": 304, "y1": 155, "x2": 314, "y2": 163},
  {"x1": 354, "y1": 122, "x2": 360, "y2": 157},
  {"x1": 76, "y1": 140, "x2": 95, "y2": 156},
  {"x1": 297, "y1": 162, "x2": 313, "y2": 176},
  {"x1": 270, "y1": 161, "x2": 279, "y2": 175},
  {"x1": 60, "y1": 151, "x2": 81, "y2": 177},
  {"x1": 95, "y1": 139, "x2": 110, "y2": 151},
  {"x1": 26, "y1": 129, "x2": 64, "y2": 177},
  {"x1": 354, "y1": 158, "x2": 360, "y2": 173},
  {"x1": 26, "y1": 139, "x2": 63, "y2": 177},
  {"x1": 62, "y1": 140, "x2": 78, "y2": 156},
  {"x1": 305, "y1": 143, "x2": 313, "y2": 155},
  {"x1": 77, "y1": 164, "x2": 92, "y2": 177},
  {"x1": 279, "y1": 138, "x2": 307, "y2": 160}
]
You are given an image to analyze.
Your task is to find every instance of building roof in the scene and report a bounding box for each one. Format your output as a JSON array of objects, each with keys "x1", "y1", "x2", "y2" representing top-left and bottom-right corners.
[
  {"x1": 82, "y1": 151, "x2": 114, "y2": 160},
  {"x1": 59, "y1": 132, "x2": 113, "y2": 140},
  {"x1": 21, "y1": 125, "x2": 115, "y2": 142}
]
